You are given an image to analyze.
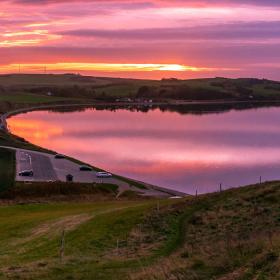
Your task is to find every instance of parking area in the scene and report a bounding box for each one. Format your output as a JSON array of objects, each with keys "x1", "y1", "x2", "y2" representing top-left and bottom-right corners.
[
  {"x1": 16, "y1": 150, "x2": 58, "y2": 182},
  {"x1": 16, "y1": 149, "x2": 119, "y2": 185},
  {"x1": 8, "y1": 147, "x2": 181, "y2": 197}
]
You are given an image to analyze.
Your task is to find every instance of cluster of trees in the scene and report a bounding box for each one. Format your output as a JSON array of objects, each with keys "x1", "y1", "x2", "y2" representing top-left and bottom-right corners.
[
  {"x1": 136, "y1": 85, "x2": 235, "y2": 100},
  {"x1": 136, "y1": 78, "x2": 280, "y2": 101}
]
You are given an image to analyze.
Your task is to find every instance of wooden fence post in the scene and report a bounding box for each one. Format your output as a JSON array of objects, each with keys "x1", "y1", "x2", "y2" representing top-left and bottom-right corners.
[{"x1": 60, "y1": 229, "x2": 65, "y2": 262}]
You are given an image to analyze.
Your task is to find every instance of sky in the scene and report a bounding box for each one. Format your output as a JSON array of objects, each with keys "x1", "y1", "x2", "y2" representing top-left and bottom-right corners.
[{"x1": 0, "y1": 0, "x2": 279, "y2": 80}]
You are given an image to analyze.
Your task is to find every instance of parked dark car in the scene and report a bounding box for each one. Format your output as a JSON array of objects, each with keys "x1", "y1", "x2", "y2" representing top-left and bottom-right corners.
[
  {"x1": 19, "y1": 170, "x2": 34, "y2": 177},
  {"x1": 54, "y1": 154, "x2": 65, "y2": 159},
  {"x1": 79, "y1": 165, "x2": 93, "y2": 171}
]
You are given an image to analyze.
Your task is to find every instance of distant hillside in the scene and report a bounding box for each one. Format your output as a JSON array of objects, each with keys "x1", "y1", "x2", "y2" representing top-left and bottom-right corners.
[{"x1": 0, "y1": 74, "x2": 279, "y2": 102}]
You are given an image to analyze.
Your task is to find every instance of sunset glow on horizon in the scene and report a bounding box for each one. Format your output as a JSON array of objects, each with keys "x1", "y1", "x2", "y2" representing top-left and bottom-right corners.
[
  {"x1": 0, "y1": 62, "x2": 227, "y2": 74},
  {"x1": 0, "y1": 0, "x2": 279, "y2": 79}
]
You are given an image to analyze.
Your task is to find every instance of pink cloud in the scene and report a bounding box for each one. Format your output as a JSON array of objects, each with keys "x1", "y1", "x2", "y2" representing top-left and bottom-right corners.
[{"x1": 0, "y1": 0, "x2": 279, "y2": 79}]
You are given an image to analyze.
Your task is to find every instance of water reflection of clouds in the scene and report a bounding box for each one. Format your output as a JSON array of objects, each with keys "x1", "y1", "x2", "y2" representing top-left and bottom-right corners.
[
  {"x1": 8, "y1": 118, "x2": 63, "y2": 143},
  {"x1": 8, "y1": 107, "x2": 280, "y2": 194}
]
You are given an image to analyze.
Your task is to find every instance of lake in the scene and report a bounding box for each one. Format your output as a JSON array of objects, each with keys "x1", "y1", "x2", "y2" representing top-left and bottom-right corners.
[{"x1": 7, "y1": 105, "x2": 280, "y2": 194}]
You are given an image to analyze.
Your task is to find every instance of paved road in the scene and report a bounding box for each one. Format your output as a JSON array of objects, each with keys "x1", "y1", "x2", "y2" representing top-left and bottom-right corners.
[
  {"x1": 16, "y1": 150, "x2": 58, "y2": 182},
  {"x1": 15, "y1": 148, "x2": 125, "y2": 185},
  {"x1": 0, "y1": 146, "x2": 176, "y2": 197}
]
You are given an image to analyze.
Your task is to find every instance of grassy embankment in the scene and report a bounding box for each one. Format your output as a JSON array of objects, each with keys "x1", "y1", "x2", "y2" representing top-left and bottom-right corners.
[
  {"x1": 0, "y1": 181, "x2": 279, "y2": 279},
  {"x1": 131, "y1": 182, "x2": 280, "y2": 280},
  {"x1": 1, "y1": 181, "x2": 120, "y2": 201}
]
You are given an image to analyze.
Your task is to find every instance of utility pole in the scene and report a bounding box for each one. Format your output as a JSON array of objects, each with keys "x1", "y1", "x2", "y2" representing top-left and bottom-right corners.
[{"x1": 116, "y1": 239, "x2": 119, "y2": 255}]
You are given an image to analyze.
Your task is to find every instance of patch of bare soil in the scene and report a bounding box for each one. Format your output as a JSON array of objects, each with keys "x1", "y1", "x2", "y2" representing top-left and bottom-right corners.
[
  {"x1": 31, "y1": 213, "x2": 92, "y2": 237},
  {"x1": 15, "y1": 213, "x2": 92, "y2": 248}
]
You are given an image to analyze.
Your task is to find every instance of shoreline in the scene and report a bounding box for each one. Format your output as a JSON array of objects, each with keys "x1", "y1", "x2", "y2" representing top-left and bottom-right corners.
[
  {"x1": 0, "y1": 102, "x2": 188, "y2": 198},
  {"x1": 2, "y1": 99, "x2": 280, "y2": 198},
  {"x1": 2, "y1": 99, "x2": 280, "y2": 131}
]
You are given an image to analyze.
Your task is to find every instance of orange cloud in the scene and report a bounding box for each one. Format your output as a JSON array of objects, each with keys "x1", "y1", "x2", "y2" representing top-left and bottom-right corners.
[{"x1": 0, "y1": 29, "x2": 61, "y2": 47}]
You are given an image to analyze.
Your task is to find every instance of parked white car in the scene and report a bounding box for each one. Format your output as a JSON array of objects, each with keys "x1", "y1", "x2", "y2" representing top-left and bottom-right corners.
[{"x1": 96, "y1": 172, "x2": 113, "y2": 178}]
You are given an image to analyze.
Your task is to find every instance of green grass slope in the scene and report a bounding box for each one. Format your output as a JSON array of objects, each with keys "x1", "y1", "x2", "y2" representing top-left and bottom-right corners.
[
  {"x1": 0, "y1": 181, "x2": 279, "y2": 279},
  {"x1": 0, "y1": 200, "x2": 162, "y2": 280},
  {"x1": 132, "y1": 182, "x2": 280, "y2": 280}
]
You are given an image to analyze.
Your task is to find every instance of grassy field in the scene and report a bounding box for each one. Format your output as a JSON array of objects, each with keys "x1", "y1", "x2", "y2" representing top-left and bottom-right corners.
[
  {"x1": 0, "y1": 148, "x2": 15, "y2": 192},
  {"x1": 0, "y1": 200, "x2": 165, "y2": 280},
  {"x1": 0, "y1": 74, "x2": 117, "y2": 87},
  {"x1": 0, "y1": 182, "x2": 279, "y2": 279},
  {"x1": 0, "y1": 93, "x2": 71, "y2": 104}
]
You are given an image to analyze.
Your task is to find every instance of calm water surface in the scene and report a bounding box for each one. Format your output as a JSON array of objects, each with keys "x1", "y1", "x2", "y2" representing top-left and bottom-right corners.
[{"x1": 8, "y1": 107, "x2": 280, "y2": 194}]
